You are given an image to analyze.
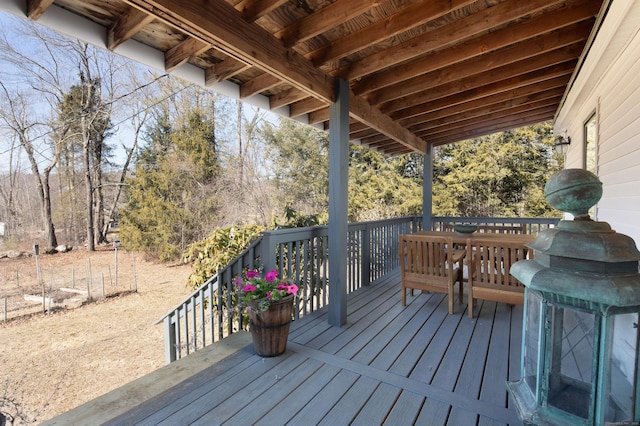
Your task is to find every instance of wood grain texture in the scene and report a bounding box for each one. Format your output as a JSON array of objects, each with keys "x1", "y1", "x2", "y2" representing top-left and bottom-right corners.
[{"x1": 45, "y1": 271, "x2": 526, "y2": 425}]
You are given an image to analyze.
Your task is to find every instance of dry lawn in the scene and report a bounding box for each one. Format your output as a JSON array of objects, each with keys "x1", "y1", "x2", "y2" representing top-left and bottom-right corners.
[{"x1": 0, "y1": 247, "x2": 192, "y2": 424}]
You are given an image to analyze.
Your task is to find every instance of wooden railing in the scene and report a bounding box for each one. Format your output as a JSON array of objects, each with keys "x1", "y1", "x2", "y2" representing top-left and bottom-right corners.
[
  {"x1": 157, "y1": 216, "x2": 558, "y2": 363},
  {"x1": 431, "y1": 216, "x2": 559, "y2": 234}
]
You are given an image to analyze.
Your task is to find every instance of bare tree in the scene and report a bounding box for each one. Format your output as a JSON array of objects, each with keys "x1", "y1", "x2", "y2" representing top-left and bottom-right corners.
[
  {"x1": 0, "y1": 82, "x2": 59, "y2": 247},
  {"x1": 0, "y1": 133, "x2": 21, "y2": 226},
  {"x1": 98, "y1": 68, "x2": 158, "y2": 242},
  {"x1": 0, "y1": 19, "x2": 156, "y2": 250}
]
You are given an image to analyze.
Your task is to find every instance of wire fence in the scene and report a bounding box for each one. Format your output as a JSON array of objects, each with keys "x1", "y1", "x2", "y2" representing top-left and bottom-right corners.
[{"x1": 1, "y1": 248, "x2": 138, "y2": 322}]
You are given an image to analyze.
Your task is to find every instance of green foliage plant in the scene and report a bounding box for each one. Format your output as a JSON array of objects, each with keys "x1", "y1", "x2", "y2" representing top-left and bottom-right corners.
[
  {"x1": 119, "y1": 109, "x2": 220, "y2": 262},
  {"x1": 432, "y1": 122, "x2": 562, "y2": 218},
  {"x1": 183, "y1": 224, "x2": 265, "y2": 291}
]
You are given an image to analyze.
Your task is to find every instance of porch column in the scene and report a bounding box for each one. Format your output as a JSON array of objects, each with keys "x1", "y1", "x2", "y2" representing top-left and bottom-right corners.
[
  {"x1": 423, "y1": 143, "x2": 433, "y2": 230},
  {"x1": 328, "y1": 78, "x2": 349, "y2": 326}
]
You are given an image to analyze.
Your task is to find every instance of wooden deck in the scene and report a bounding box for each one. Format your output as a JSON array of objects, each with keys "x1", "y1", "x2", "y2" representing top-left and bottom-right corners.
[{"x1": 44, "y1": 271, "x2": 525, "y2": 425}]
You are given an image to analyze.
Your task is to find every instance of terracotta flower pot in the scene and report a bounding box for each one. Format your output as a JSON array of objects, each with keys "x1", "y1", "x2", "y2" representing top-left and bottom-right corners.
[{"x1": 247, "y1": 293, "x2": 294, "y2": 357}]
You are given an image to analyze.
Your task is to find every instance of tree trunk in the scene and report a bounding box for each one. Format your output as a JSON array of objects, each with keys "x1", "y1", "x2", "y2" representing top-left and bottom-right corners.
[
  {"x1": 82, "y1": 115, "x2": 95, "y2": 251},
  {"x1": 41, "y1": 167, "x2": 58, "y2": 248},
  {"x1": 94, "y1": 135, "x2": 107, "y2": 245}
]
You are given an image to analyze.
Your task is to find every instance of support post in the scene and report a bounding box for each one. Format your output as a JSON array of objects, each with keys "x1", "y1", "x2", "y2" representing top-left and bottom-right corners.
[
  {"x1": 328, "y1": 78, "x2": 349, "y2": 326},
  {"x1": 423, "y1": 143, "x2": 433, "y2": 231}
]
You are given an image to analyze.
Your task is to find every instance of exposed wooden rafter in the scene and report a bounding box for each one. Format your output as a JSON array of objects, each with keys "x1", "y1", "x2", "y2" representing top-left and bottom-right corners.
[
  {"x1": 164, "y1": 37, "x2": 210, "y2": 72},
  {"x1": 107, "y1": 6, "x2": 155, "y2": 51},
  {"x1": 8, "y1": 0, "x2": 605, "y2": 156},
  {"x1": 205, "y1": 59, "x2": 250, "y2": 86},
  {"x1": 26, "y1": 0, "x2": 54, "y2": 20},
  {"x1": 123, "y1": 0, "x2": 427, "y2": 153}
]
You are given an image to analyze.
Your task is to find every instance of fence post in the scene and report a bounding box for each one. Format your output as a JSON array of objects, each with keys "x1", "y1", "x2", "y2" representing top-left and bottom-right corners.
[
  {"x1": 131, "y1": 252, "x2": 138, "y2": 292},
  {"x1": 114, "y1": 245, "x2": 118, "y2": 287}
]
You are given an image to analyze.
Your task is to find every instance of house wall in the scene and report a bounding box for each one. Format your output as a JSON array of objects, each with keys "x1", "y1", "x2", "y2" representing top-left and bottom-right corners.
[{"x1": 555, "y1": 0, "x2": 640, "y2": 244}]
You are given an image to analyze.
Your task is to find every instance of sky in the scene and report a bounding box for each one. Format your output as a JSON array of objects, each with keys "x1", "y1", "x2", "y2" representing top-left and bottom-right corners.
[
  {"x1": 0, "y1": 10, "x2": 281, "y2": 175},
  {"x1": 0, "y1": 11, "x2": 140, "y2": 172}
]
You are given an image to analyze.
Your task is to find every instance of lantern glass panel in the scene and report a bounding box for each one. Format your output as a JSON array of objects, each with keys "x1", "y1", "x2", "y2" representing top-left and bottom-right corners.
[
  {"x1": 548, "y1": 306, "x2": 595, "y2": 419},
  {"x1": 604, "y1": 313, "x2": 639, "y2": 423},
  {"x1": 523, "y1": 290, "x2": 543, "y2": 393}
]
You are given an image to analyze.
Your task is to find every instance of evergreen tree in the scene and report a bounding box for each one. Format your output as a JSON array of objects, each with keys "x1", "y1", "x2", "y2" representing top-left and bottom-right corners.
[
  {"x1": 120, "y1": 108, "x2": 220, "y2": 261},
  {"x1": 432, "y1": 122, "x2": 562, "y2": 217},
  {"x1": 348, "y1": 146, "x2": 422, "y2": 222},
  {"x1": 262, "y1": 118, "x2": 424, "y2": 223},
  {"x1": 263, "y1": 118, "x2": 329, "y2": 219}
]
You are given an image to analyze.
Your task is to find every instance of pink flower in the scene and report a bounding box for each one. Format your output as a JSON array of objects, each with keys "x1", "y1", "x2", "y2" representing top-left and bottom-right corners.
[
  {"x1": 266, "y1": 291, "x2": 272, "y2": 299},
  {"x1": 277, "y1": 283, "x2": 287, "y2": 291},
  {"x1": 246, "y1": 270, "x2": 259, "y2": 279},
  {"x1": 286, "y1": 284, "x2": 299, "y2": 295},
  {"x1": 265, "y1": 269, "x2": 278, "y2": 282},
  {"x1": 234, "y1": 277, "x2": 243, "y2": 286},
  {"x1": 242, "y1": 284, "x2": 256, "y2": 293}
]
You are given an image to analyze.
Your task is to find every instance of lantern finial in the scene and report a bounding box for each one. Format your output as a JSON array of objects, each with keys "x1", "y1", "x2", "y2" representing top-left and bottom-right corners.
[{"x1": 544, "y1": 169, "x2": 602, "y2": 220}]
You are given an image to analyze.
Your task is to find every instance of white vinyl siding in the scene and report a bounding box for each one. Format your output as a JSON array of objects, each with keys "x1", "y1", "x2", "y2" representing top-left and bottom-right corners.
[{"x1": 555, "y1": 0, "x2": 640, "y2": 243}]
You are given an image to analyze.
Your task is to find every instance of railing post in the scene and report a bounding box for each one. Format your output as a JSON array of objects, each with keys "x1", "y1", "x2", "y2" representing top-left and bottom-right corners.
[
  {"x1": 361, "y1": 226, "x2": 371, "y2": 286},
  {"x1": 261, "y1": 230, "x2": 276, "y2": 273},
  {"x1": 412, "y1": 215, "x2": 422, "y2": 233},
  {"x1": 164, "y1": 316, "x2": 177, "y2": 364}
]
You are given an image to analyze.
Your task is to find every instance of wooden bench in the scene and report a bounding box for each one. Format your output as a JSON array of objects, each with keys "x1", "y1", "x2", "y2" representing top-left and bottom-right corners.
[
  {"x1": 399, "y1": 234, "x2": 464, "y2": 314},
  {"x1": 466, "y1": 238, "x2": 532, "y2": 318},
  {"x1": 442, "y1": 223, "x2": 526, "y2": 234},
  {"x1": 476, "y1": 224, "x2": 526, "y2": 234}
]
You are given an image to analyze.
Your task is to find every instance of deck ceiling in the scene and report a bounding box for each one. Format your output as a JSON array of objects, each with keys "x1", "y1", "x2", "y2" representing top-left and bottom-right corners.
[{"x1": 21, "y1": 0, "x2": 606, "y2": 156}]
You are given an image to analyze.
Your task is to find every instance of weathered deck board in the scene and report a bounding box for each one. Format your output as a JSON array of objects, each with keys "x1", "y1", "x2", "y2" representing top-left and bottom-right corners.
[
  {"x1": 45, "y1": 270, "x2": 525, "y2": 425},
  {"x1": 447, "y1": 300, "x2": 496, "y2": 425}
]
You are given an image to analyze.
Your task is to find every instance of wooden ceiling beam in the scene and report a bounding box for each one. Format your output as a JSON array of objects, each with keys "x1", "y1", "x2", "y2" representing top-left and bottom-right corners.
[
  {"x1": 364, "y1": 138, "x2": 412, "y2": 155},
  {"x1": 415, "y1": 98, "x2": 561, "y2": 134},
  {"x1": 26, "y1": 0, "x2": 54, "y2": 20},
  {"x1": 379, "y1": 54, "x2": 578, "y2": 116},
  {"x1": 363, "y1": 108, "x2": 556, "y2": 150},
  {"x1": 240, "y1": 73, "x2": 282, "y2": 98},
  {"x1": 349, "y1": 92, "x2": 426, "y2": 153},
  {"x1": 308, "y1": 108, "x2": 330, "y2": 125},
  {"x1": 423, "y1": 108, "x2": 557, "y2": 145},
  {"x1": 401, "y1": 82, "x2": 568, "y2": 128},
  {"x1": 397, "y1": 75, "x2": 570, "y2": 124},
  {"x1": 124, "y1": 0, "x2": 335, "y2": 102},
  {"x1": 205, "y1": 59, "x2": 250, "y2": 85},
  {"x1": 165, "y1": 37, "x2": 210, "y2": 72},
  {"x1": 355, "y1": 93, "x2": 585, "y2": 141},
  {"x1": 235, "y1": 0, "x2": 288, "y2": 22},
  {"x1": 124, "y1": 0, "x2": 425, "y2": 153},
  {"x1": 289, "y1": 97, "x2": 327, "y2": 118},
  {"x1": 350, "y1": 127, "x2": 378, "y2": 141},
  {"x1": 108, "y1": 6, "x2": 155, "y2": 51},
  {"x1": 353, "y1": 3, "x2": 598, "y2": 96},
  {"x1": 343, "y1": 0, "x2": 567, "y2": 82},
  {"x1": 364, "y1": 22, "x2": 592, "y2": 104},
  {"x1": 275, "y1": 0, "x2": 377, "y2": 48},
  {"x1": 361, "y1": 91, "x2": 566, "y2": 148},
  {"x1": 426, "y1": 114, "x2": 557, "y2": 146},
  {"x1": 307, "y1": 0, "x2": 476, "y2": 66},
  {"x1": 269, "y1": 87, "x2": 308, "y2": 109}
]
